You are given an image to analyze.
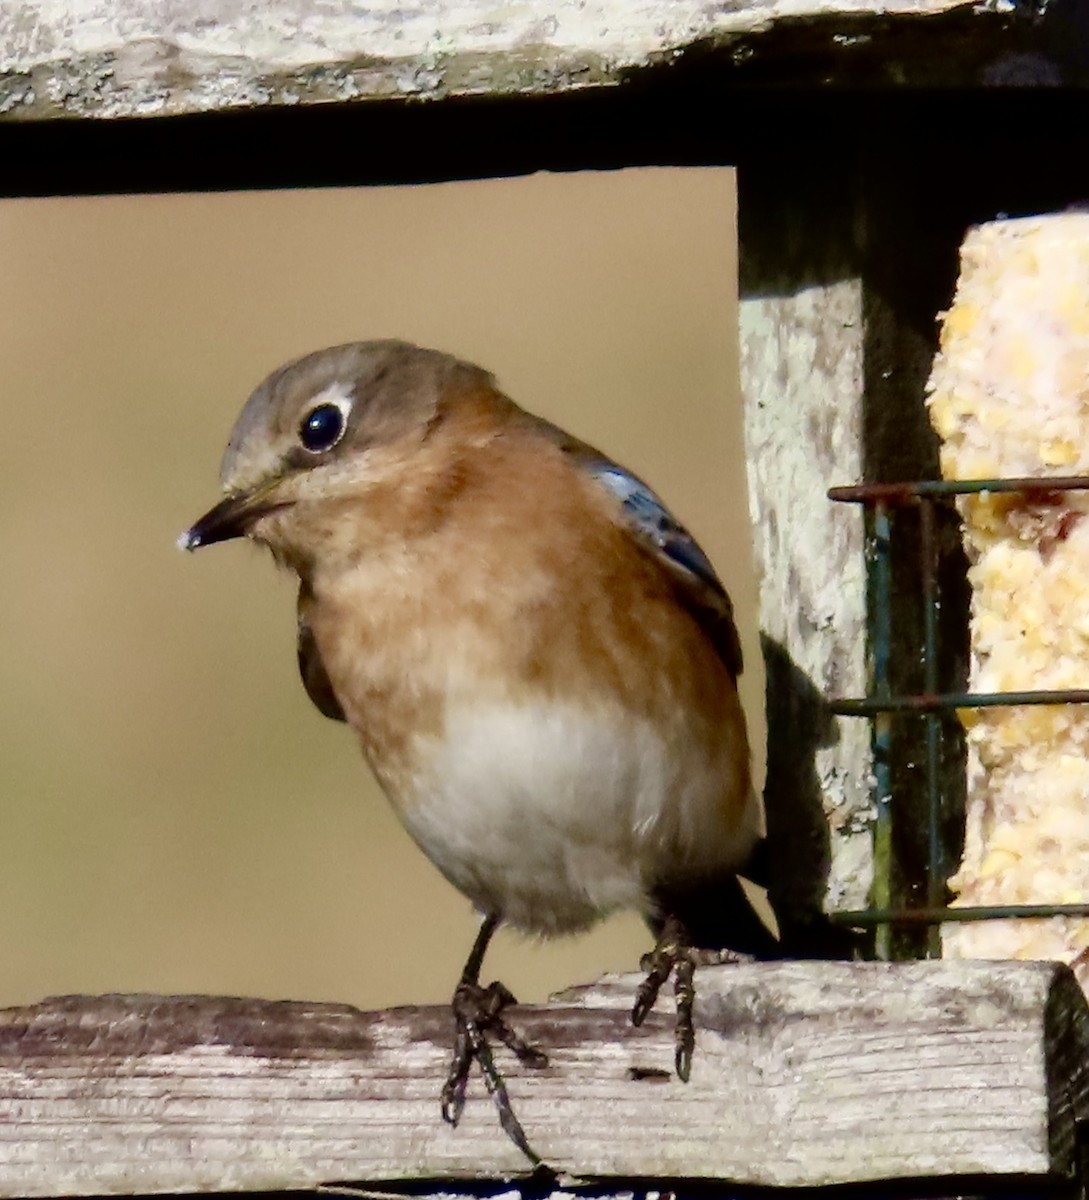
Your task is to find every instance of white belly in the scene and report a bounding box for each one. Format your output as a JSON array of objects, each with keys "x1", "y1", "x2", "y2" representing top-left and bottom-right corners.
[{"x1": 384, "y1": 699, "x2": 751, "y2": 936}]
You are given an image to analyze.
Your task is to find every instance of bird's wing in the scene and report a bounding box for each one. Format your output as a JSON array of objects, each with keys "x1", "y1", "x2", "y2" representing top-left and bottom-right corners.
[
  {"x1": 585, "y1": 457, "x2": 744, "y2": 679},
  {"x1": 522, "y1": 412, "x2": 743, "y2": 680},
  {"x1": 297, "y1": 583, "x2": 347, "y2": 722}
]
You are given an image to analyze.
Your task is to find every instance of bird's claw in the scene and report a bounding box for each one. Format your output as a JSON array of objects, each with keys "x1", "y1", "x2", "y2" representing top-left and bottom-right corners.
[
  {"x1": 632, "y1": 916, "x2": 750, "y2": 1082},
  {"x1": 442, "y1": 978, "x2": 547, "y2": 1165}
]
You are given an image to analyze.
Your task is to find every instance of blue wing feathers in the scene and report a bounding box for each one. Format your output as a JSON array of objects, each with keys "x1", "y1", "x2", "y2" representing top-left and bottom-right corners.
[
  {"x1": 591, "y1": 465, "x2": 726, "y2": 598},
  {"x1": 581, "y1": 458, "x2": 744, "y2": 678},
  {"x1": 517, "y1": 411, "x2": 744, "y2": 677}
]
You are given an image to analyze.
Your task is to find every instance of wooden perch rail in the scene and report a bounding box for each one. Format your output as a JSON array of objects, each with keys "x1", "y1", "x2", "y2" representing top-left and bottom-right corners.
[
  {"x1": 1, "y1": 960, "x2": 1087, "y2": 1197},
  {"x1": 0, "y1": 0, "x2": 1035, "y2": 121}
]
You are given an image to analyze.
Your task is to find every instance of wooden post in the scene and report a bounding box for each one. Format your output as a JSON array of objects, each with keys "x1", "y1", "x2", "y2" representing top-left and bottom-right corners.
[{"x1": 738, "y1": 160, "x2": 873, "y2": 945}]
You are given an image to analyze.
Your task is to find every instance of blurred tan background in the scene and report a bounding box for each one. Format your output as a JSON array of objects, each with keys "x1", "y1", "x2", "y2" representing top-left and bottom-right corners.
[{"x1": 0, "y1": 168, "x2": 760, "y2": 1010}]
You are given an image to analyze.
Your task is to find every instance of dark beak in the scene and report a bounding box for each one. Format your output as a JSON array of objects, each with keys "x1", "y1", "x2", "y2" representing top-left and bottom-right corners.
[{"x1": 179, "y1": 486, "x2": 288, "y2": 551}]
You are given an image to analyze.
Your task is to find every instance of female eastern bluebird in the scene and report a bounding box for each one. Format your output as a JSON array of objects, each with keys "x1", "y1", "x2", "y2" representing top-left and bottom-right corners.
[{"x1": 182, "y1": 341, "x2": 775, "y2": 1162}]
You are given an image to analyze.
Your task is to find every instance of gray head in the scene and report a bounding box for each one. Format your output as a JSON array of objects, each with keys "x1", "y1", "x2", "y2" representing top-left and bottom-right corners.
[{"x1": 181, "y1": 340, "x2": 493, "y2": 551}]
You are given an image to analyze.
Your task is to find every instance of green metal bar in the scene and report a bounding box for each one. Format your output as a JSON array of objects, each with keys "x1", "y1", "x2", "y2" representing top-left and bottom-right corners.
[
  {"x1": 832, "y1": 689, "x2": 1089, "y2": 715},
  {"x1": 869, "y1": 500, "x2": 893, "y2": 961},
  {"x1": 919, "y1": 498, "x2": 943, "y2": 958},
  {"x1": 829, "y1": 475, "x2": 1089, "y2": 503},
  {"x1": 832, "y1": 902, "x2": 1089, "y2": 926}
]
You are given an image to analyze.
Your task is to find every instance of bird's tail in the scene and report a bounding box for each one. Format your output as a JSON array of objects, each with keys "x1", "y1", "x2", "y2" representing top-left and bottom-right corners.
[
  {"x1": 649, "y1": 838, "x2": 859, "y2": 959},
  {"x1": 648, "y1": 850, "x2": 780, "y2": 959}
]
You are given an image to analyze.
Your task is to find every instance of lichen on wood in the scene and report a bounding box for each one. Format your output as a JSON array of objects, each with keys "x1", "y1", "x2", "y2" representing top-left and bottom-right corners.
[{"x1": 0, "y1": 0, "x2": 1009, "y2": 120}]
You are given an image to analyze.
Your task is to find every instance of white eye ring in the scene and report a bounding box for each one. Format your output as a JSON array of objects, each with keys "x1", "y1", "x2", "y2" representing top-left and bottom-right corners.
[{"x1": 298, "y1": 391, "x2": 352, "y2": 454}]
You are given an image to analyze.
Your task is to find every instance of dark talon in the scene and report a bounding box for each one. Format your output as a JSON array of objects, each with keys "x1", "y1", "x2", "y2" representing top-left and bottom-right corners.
[
  {"x1": 673, "y1": 955, "x2": 695, "y2": 1082},
  {"x1": 442, "y1": 914, "x2": 547, "y2": 1165},
  {"x1": 634, "y1": 913, "x2": 747, "y2": 1081},
  {"x1": 440, "y1": 1022, "x2": 472, "y2": 1125},
  {"x1": 632, "y1": 945, "x2": 672, "y2": 1026},
  {"x1": 631, "y1": 981, "x2": 657, "y2": 1027}
]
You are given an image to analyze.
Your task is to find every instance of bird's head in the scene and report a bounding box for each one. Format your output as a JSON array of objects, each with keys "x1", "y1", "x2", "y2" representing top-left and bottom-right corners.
[{"x1": 181, "y1": 340, "x2": 494, "y2": 571}]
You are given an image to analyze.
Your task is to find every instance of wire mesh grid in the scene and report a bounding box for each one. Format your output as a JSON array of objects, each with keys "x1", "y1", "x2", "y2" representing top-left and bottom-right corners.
[{"x1": 826, "y1": 475, "x2": 1089, "y2": 960}]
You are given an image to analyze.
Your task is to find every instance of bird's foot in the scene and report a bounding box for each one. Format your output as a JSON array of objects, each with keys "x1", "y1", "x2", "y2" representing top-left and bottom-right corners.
[
  {"x1": 441, "y1": 977, "x2": 548, "y2": 1164},
  {"x1": 632, "y1": 914, "x2": 753, "y2": 1081}
]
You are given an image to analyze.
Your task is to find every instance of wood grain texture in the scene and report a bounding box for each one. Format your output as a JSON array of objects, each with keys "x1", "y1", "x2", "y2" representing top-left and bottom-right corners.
[
  {"x1": 0, "y1": 0, "x2": 1010, "y2": 120},
  {"x1": 738, "y1": 167, "x2": 873, "y2": 930},
  {"x1": 0, "y1": 960, "x2": 1086, "y2": 1196}
]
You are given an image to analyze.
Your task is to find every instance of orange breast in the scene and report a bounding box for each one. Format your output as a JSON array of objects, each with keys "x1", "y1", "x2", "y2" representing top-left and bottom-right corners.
[{"x1": 304, "y1": 417, "x2": 755, "y2": 904}]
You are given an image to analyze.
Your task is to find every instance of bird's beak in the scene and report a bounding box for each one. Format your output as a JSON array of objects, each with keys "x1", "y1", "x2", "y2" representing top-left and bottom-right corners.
[{"x1": 179, "y1": 482, "x2": 290, "y2": 551}]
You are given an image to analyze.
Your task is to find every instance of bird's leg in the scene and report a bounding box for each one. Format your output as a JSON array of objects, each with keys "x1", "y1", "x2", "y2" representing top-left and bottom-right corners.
[
  {"x1": 632, "y1": 913, "x2": 752, "y2": 1082},
  {"x1": 441, "y1": 912, "x2": 548, "y2": 1164}
]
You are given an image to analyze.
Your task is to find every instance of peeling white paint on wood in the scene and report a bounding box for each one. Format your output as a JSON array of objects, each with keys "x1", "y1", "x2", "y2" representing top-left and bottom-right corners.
[
  {"x1": 741, "y1": 278, "x2": 874, "y2": 913},
  {"x1": 0, "y1": 0, "x2": 991, "y2": 118}
]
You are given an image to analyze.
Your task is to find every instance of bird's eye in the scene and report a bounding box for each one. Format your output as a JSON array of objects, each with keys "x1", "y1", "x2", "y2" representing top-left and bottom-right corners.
[{"x1": 299, "y1": 403, "x2": 346, "y2": 453}]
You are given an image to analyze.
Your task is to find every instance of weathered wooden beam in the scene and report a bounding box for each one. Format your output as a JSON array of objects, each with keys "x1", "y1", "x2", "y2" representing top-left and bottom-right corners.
[
  {"x1": 1, "y1": 961, "x2": 1086, "y2": 1196},
  {"x1": 738, "y1": 163, "x2": 873, "y2": 941},
  {"x1": 0, "y1": 0, "x2": 1045, "y2": 122}
]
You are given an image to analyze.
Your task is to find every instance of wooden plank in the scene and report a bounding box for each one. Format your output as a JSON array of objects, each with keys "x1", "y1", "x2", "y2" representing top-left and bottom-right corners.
[
  {"x1": 0, "y1": 961, "x2": 1085, "y2": 1196},
  {"x1": 0, "y1": 0, "x2": 1026, "y2": 121}
]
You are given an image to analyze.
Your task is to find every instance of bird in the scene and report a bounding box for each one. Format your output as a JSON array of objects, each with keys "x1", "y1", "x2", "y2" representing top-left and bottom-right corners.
[{"x1": 181, "y1": 340, "x2": 776, "y2": 1161}]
